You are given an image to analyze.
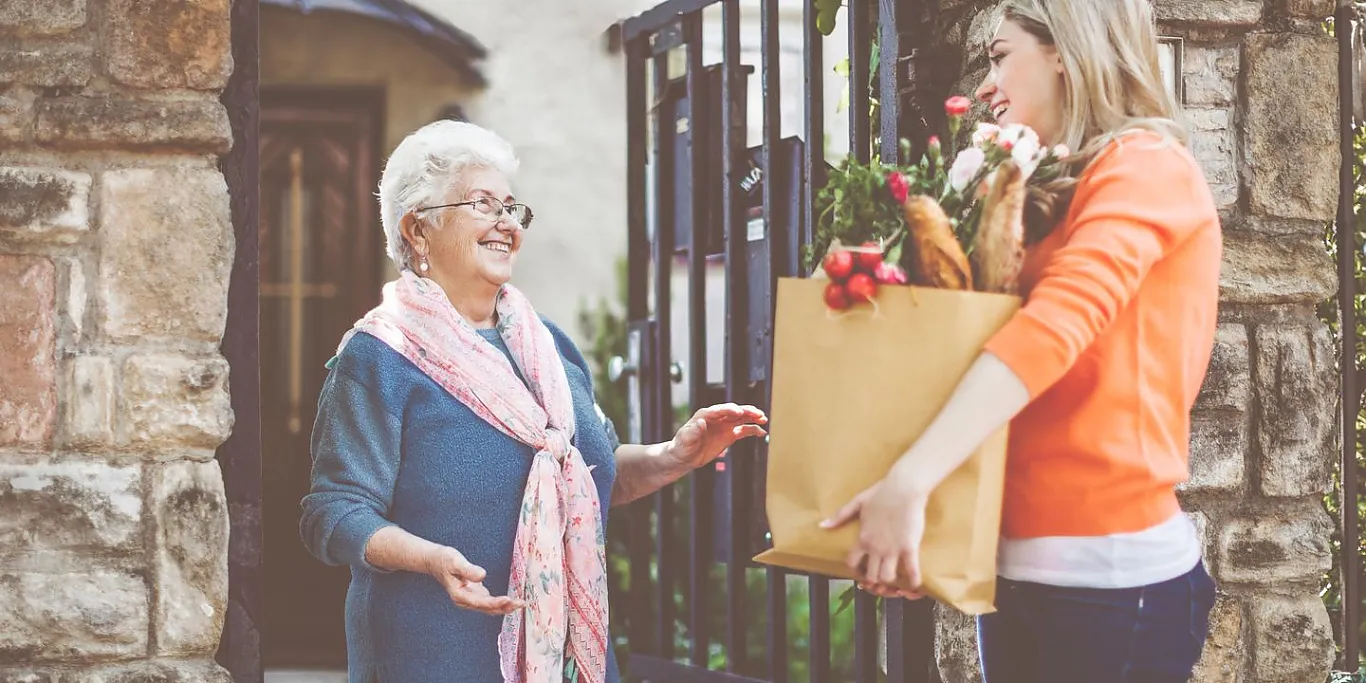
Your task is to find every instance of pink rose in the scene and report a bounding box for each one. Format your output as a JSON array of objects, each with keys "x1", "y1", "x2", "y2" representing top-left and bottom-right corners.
[{"x1": 949, "y1": 147, "x2": 986, "y2": 192}]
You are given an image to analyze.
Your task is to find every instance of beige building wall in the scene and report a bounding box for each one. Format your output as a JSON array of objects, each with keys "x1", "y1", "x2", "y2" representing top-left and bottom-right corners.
[
  {"x1": 261, "y1": 8, "x2": 480, "y2": 156},
  {"x1": 266, "y1": 1, "x2": 853, "y2": 355}
]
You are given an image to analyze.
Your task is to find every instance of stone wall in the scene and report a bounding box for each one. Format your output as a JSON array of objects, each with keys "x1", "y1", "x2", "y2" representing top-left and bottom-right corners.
[
  {"x1": 922, "y1": 2, "x2": 1343, "y2": 682},
  {"x1": 0, "y1": 0, "x2": 235, "y2": 680}
]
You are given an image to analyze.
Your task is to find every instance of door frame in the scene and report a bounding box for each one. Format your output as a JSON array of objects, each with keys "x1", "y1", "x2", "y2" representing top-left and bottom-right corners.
[{"x1": 218, "y1": 0, "x2": 261, "y2": 681}]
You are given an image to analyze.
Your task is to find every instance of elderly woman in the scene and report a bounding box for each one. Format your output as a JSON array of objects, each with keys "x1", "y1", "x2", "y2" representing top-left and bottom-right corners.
[{"x1": 300, "y1": 120, "x2": 767, "y2": 683}]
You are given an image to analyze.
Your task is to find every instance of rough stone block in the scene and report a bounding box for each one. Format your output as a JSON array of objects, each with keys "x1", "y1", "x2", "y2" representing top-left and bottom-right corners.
[
  {"x1": 99, "y1": 168, "x2": 233, "y2": 342},
  {"x1": 73, "y1": 660, "x2": 233, "y2": 683},
  {"x1": 0, "y1": 256, "x2": 56, "y2": 448},
  {"x1": 1255, "y1": 325, "x2": 1336, "y2": 497},
  {"x1": 0, "y1": 462, "x2": 141, "y2": 566},
  {"x1": 0, "y1": 46, "x2": 94, "y2": 87},
  {"x1": 0, "y1": 0, "x2": 86, "y2": 36},
  {"x1": 1155, "y1": 0, "x2": 1263, "y2": 26},
  {"x1": 62, "y1": 356, "x2": 113, "y2": 446},
  {"x1": 935, "y1": 602, "x2": 981, "y2": 683},
  {"x1": 1215, "y1": 513, "x2": 1332, "y2": 584},
  {"x1": 1197, "y1": 324, "x2": 1251, "y2": 411},
  {"x1": 1280, "y1": 0, "x2": 1335, "y2": 18},
  {"x1": 1190, "y1": 594, "x2": 1243, "y2": 683},
  {"x1": 1219, "y1": 232, "x2": 1337, "y2": 305},
  {"x1": 1187, "y1": 512, "x2": 1215, "y2": 567},
  {"x1": 123, "y1": 354, "x2": 234, "y2": 449},
  {"x1": 107, "y1": 0, "x2": 232, "y2": 90},
  {"x1": 1185, "y1": 413, "x2": 1246, "y2": 493},
  {"x1": 0, "y1": 571, "x2": 147, "y2": 661},
  {"x1": 36, "y1": 98, "x2": 231, "y2": 153},
  {"x1": 0, "y1": 671, "x2": 55, "y2": 683},
  {"x1": 0, "y1": 87, "x2": 35, "y2": 144},
  {"x1": 0, "y1": 167, "x2": 91, "y2": 241},
  {"x1": 1182, "y1": 45, "x2": 1238, "y2": 108},
  {"x1": 964, "y1": 4, "x2": 1006, "y2": 65},
  {"x1": 1185, "y1": 108, "x2": 1237, "y2": 209},
  {"x1": 152, "y1": 461, "x2": 229, "y2": 656},
  {"x1": 59, "y1": 257, "x2": 86, "y2": 342},
  {"x1": 1250, "y1": 594, "x2": 1335, "y2": 683},
  {"x1": 1245, "y1": 33, "x2": 1339, "y2": 221}
]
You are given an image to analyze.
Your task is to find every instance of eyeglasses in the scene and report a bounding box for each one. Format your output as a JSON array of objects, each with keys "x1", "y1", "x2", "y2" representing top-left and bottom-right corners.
[{"x1": 415, "y1": 197, "x2": 534, "y2": 229}]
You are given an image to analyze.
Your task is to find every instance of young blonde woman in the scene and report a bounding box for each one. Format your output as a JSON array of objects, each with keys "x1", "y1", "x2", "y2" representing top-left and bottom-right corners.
[{"x1": 823, "y1": 1, "x2": 1220, "y2": 680}]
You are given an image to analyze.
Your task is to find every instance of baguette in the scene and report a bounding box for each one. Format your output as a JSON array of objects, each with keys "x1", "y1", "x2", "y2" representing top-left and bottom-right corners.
[
  {"x1": 970, "y1": 161, "x2": 1027, "y2": 295},
  {"x1": 902, "y1": 195, "x2": 972, "y2": 290}
]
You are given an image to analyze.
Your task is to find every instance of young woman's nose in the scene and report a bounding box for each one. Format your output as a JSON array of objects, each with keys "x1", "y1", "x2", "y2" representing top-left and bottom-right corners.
[{"x1": 975, "y1": 71, "x2": 996, "y2": 104}]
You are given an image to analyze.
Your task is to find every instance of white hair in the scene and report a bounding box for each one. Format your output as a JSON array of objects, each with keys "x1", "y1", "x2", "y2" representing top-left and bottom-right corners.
[{"x1": 377, "y1": 120, "x2": 520, "y2": 269}]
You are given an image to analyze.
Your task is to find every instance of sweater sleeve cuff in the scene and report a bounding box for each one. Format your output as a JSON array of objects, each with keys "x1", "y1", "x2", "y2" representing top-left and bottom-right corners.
[
  {"x1": 329, "y1": 509, "x2": 396, "y2": 573},
  {"x1": 982, "y1": 309, "x2": 1073, "y2": 399}
]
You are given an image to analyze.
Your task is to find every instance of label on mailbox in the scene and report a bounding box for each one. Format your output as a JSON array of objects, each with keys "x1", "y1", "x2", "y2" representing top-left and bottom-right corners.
[{"x1": 746, "y1": 217, "x2": 765, "y2": 242}]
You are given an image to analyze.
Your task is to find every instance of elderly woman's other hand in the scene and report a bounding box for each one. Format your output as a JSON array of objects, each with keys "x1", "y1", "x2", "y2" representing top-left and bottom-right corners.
[
  {"x1": 665, "y1": 403, "x2": 768, "y2": 472},
  {"x1": 424, "y1": 545, "x2": 524, "y2": 616}
]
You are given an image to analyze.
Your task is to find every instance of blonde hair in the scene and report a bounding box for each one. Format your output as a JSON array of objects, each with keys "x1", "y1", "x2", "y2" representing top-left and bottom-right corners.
[{"x1": 999, "y1": 0, "x2": 1187, "y2": 240}]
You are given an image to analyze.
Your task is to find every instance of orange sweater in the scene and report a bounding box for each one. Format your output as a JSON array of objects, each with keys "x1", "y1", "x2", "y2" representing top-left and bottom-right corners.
[{"x1": 982, "y1": 132, "x2": 1222, "y2": 539}]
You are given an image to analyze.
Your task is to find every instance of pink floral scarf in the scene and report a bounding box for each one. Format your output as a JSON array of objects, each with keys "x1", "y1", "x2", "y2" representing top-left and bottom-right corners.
[{"x1": 337, "y1": 271, "x2": 609, "y2": 683}]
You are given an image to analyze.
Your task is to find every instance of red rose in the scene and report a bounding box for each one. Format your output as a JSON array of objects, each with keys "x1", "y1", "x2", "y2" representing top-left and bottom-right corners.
[
  {"x1": 945, "y1": 96, "x2": 972, "y2": 117},
  {"x1": 886, "y1": 171, "x2": 909, "y2": 204},
  {"x1": 927, "y1": 136, "x2": 941, "y2": 152}
]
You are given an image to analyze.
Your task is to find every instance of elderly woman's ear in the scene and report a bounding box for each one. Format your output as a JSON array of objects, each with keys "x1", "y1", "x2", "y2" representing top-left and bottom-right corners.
[{"x1": 400, "y1": 212, "x2": 430, "y2": 271}]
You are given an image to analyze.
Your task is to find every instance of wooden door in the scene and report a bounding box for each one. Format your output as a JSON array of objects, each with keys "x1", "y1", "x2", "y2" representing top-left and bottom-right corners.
[{"x1": 260, "y1": 87, "x2": 384, "y2": 668}]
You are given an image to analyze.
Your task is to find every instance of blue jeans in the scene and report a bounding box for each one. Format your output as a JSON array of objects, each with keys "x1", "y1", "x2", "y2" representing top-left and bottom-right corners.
[{"x1": 977, "y1": 561, "x2": 1217, "y2": 683}]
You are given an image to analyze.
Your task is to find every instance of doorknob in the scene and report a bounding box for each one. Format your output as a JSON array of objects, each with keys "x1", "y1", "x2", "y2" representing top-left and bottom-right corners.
[
  {"x1": 608, "y1": 356, "x2": 683, "y2": 384},
  {"x1": 608, "y1": 355, "x2": 634, "y2": 382}
]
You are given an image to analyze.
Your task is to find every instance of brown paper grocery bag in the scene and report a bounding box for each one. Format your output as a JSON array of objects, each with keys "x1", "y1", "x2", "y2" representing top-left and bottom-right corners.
[{"x1": 753, "y1": 277, "x2": 1020, "y2": 615}]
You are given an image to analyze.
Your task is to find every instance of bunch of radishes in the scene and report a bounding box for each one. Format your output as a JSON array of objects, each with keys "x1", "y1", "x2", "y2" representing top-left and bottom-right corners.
[{"x1": 820, "y1": 242, "x2": 908, "y2": 310}]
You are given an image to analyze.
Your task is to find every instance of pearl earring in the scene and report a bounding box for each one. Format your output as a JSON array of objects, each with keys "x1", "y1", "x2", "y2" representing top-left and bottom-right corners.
[{"x1": 420, "y1": 257, "x2": 430, "y2": 273}]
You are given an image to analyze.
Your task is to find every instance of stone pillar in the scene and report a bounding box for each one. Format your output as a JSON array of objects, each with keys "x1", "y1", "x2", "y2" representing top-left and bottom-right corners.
[
  {"x1": 0, "y1": 0, "x2": 235, "y2": 680},
  {"x1": 923, "y1": 1, "x2": 1342, "y2": 682}
]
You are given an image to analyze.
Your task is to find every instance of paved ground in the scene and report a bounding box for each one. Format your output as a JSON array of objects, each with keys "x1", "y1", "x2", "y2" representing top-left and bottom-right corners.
[{"x1": 264, "y1": 671, "x2": 347, "y2": 683}]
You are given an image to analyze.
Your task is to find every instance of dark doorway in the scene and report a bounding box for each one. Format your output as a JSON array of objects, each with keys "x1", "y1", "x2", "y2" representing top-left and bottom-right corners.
[{"x1": 259, "y1": 86, "x2": 385, "y2": 669}]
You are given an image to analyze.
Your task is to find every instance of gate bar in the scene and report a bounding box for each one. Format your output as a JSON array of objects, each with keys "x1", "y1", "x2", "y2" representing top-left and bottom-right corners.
[
  {"x1": 720, "y1": 0, "x2": 752, "y2": 675},
  {"x1": 653, "y1": 46, "x2": 680, "y2": 662},
  {"x1": 1336, "y1": 0, "x2": 1361, "y2": 671},
  {"x1": 761, "y1": 1, "x2": 790, "y2": 681},
  {"x1": 848, "y1": 0, "x2": 872, "y2": 164},
  {"x1": 621, "y1": 0, "x2": 723, "y2": 43},
  {"x1": 802, "y1": 0, "x2": 825, "y2": 272},
  {"x1": 623, "y1": 32, "x2": 658, "y2": 658},
  {"x1": 801, "y1": 2, "x2": 832, "y2": 681},
  {"x1": 683, "y1": 10, "x2": 715, "y2": 669}
]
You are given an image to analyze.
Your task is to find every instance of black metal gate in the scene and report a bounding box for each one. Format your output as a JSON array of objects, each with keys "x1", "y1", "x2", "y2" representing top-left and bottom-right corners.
[{"x1": 609, "y1": 1, "x2": 938, "y2": 681}]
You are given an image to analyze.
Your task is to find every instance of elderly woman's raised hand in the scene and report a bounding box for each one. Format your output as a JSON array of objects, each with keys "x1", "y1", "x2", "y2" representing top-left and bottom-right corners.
[
  {"x1": 665, "y1": 403, "x2": 768, "y2": 472},
  {"x1": 424, "y1": 545, "x2": 524, "y2": 616}
]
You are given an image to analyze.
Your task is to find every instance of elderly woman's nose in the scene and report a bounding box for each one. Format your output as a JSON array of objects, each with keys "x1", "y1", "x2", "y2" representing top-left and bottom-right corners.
[{"x1": 495, "y1": 213, "x2": 519, "y2": 231}]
